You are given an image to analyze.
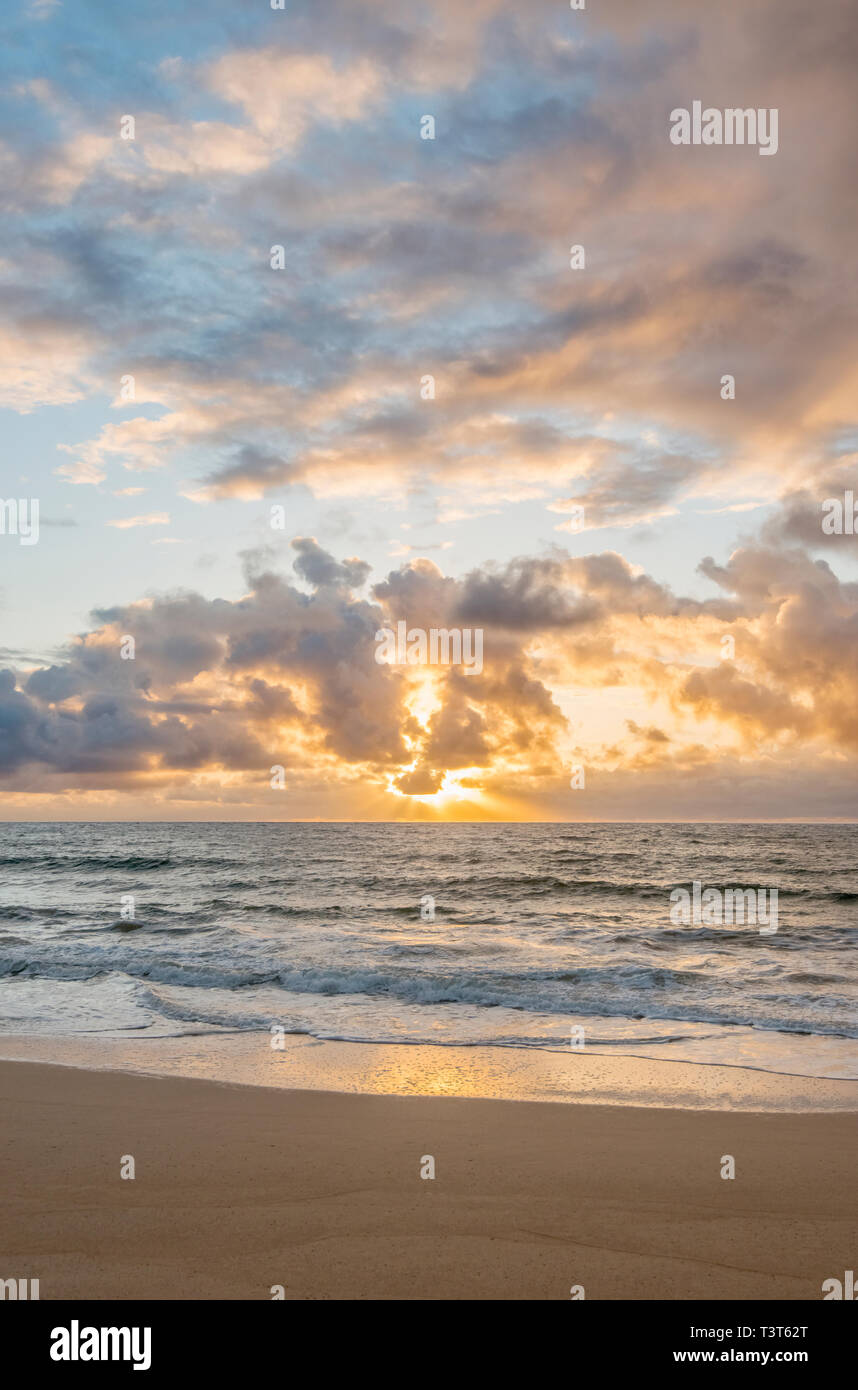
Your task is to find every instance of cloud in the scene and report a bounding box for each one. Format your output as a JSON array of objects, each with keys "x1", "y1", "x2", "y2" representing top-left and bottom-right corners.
[
  {"x1": 106, "y1": 513, "x2": 170, "y2": 529},
  {"x1": 1, "y1": 532, "x2": 853, "y2": 816},
  {"x1": 4, "y1": 0, "x2": 853, "y2": 519},
  {"x1": 1, "y1": 0, "x2": 857, "y2": 818},
  {"x1": 291, "y1": 536, "x2": 371, "y2": 591},
  {"x1": 206, "y1": 49, "x2": 386, "y2": 153}
]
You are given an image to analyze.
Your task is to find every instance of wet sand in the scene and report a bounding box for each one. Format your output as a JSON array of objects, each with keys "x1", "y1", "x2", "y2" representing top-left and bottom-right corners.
[{"x1": 1, "y1": 1057, "x2": 856, "y2": 1300}]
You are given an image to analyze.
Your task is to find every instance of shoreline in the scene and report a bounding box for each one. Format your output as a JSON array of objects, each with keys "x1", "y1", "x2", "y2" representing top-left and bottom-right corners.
[
  {"x1": 1, "y1": 1031, "x2": 857, "y2": 1111},
  {"x1": 2, "y1": 1056, "x2": 856, "y2": 1300}
]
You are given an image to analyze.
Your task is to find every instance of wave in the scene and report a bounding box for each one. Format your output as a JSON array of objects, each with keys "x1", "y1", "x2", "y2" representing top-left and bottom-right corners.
[
  {"x1": 0, "y1": 905, "x2": 81, "y2": 922},
  {"x1": 0, "y1": 854, "x2": 243, "y2": 871},
  {"x1": 2, "y1": 952, "x2": 855, "y2": 1038},
  {"x1": 129, "y1": 984, "x2": 735, "y2": 1049}
]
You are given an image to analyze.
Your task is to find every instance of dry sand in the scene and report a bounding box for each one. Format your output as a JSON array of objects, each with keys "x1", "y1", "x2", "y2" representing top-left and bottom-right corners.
[{"x1": 1, "y1": 1058, "x2": 856, "y2": 1300}]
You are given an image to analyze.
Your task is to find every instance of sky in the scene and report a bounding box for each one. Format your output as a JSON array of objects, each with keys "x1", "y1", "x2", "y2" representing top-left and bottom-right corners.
[{"x1": 0, "y1": 0, "x2": 856, "y2": 821}]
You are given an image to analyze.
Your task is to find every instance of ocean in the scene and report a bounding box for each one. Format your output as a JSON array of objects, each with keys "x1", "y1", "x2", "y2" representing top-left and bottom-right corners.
[{"x1": 1, "y1": 821, "x2": 856, "y2": 1078}]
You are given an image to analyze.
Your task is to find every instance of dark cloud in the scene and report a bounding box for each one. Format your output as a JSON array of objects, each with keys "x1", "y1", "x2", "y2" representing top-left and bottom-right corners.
[
  {"x1": 292, "y1": 536, "x2": 371, "y2": 591},
  {"x1": 454, "y1": 556, "x2": 599, "y2": 630}
]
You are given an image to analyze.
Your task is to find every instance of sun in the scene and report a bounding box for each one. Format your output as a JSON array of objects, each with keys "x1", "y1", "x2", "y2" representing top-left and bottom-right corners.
[
  {"x1": 386, "y1": 674, "x2": 489, "y2": 813},
  {"x1": 385, "y1": 766, "x2": 487, "y2": 810}
]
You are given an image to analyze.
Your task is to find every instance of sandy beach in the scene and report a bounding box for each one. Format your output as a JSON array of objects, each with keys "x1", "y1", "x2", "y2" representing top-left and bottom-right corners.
[{"x1": 2, "y1": 1053, "x2": 856, "y2": 1301}]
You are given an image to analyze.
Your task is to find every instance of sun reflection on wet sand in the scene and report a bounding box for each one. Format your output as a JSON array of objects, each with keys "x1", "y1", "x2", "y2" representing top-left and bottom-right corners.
[{"x1": 1, "y1": 1032, "x2": 857, "y2": 1112}]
